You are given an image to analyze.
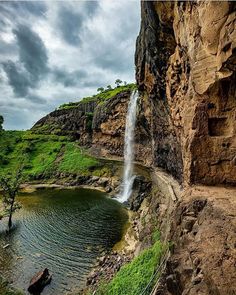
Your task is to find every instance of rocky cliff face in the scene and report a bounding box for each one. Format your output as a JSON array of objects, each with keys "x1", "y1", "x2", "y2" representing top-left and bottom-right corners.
[
  {"x1": 135, "y1": 1, "x2": 236, "y2": 185},
  {"x1": 91, "y1": 91, "x2": 128, "y2": 157},
  {"x1": 134, "y1": 2, "x2": 236, "y2": 295},
  {"x1": 32, "y1": 90, "x2": 131, "y2": 155},
  {"x1": 32, "y1": 100, "x2": 97, "y2": 145}
]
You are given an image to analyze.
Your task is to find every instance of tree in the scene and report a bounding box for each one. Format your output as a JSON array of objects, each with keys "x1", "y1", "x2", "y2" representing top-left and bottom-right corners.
[
  {"x1": 123, "y1": 81, "x2": 127, "y2": 86},
  {"x1": 0, "y1": 115, "x2": 4, "y2": 131},
  {"x1": 97, "y1": 87, "x2": 104, "y2": 93},
  {"x1": 0, "y1": 167, "x2": 23, "y2": 231},
  {"x1": 106, "y1": 85, "x2": 112, "y2": 90},
  {"x1": 115, "y1": 79, "x2": 122, "y2": 87}
]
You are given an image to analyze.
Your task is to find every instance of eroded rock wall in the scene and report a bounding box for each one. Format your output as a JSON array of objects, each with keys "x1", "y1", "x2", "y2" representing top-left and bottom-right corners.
[
  {"x1": 32, "y1": 100, "x2": 97, "y2": 144},
  {"x1": 135, "y1": 1, "x2": 236, "y2": 185},
  {"x1": 91, "y1": 91, "x2": 128, "y2": 157},
  {"x1": 135, "y1": 1, "x2": 183, "y2": 181}
]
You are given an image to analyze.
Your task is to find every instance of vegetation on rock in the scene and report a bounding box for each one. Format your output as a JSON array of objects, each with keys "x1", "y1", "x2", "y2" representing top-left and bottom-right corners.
[{"x1": 58, "y1": 83, "x2": 136, "y2": 110}]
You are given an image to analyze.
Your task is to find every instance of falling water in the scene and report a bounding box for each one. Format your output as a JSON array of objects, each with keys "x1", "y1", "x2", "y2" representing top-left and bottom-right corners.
[{"x1": 118, "y1": 90, "x2": 139, "y2": 203}]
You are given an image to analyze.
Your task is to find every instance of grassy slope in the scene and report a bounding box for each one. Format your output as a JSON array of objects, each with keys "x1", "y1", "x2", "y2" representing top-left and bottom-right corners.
[
  {"x1": 0, "y1": 85, "x2": 136, "y2": 178},
  {"x1": 0, "y1": 131, "x2": 100, "y2": 180},
  {"x1": 58, "y1": 83, "x2": 136, "y2": 110},
  {"x1": 93, "y1": 232, "x2": 165, "y2": 295}
]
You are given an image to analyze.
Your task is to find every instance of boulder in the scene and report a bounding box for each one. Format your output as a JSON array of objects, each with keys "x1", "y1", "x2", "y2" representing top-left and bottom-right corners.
[{"x1": 28, "y1": 268, "x2": 52, "y2": 294}]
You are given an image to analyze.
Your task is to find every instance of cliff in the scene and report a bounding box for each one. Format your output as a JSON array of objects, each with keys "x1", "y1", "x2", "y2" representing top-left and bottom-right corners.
[
  {"x1": 32, "y1": 86, "x2": 133, "y2": 154},
  {"x1": 134, "y1": 2, "x2": 236, "y2": 295},
  {"x1": 135, "y1": 1, "x2": 236, "y2": 186}
]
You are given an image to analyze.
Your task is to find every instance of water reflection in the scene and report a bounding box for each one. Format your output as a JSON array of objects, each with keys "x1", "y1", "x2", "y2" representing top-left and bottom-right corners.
[{"x1": 0, "y1": 188, "x2": 128, "y2": 294}]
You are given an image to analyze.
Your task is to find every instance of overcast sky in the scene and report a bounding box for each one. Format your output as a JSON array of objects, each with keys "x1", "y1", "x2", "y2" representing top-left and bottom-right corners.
[{"x1": 0, "y1": 0, "x2": 140, "y2": 130}]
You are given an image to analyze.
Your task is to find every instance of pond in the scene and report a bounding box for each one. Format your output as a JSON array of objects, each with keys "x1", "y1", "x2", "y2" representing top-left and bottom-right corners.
[{"x1": 0, "y1": 188, "x2": 128, "y2": 294}]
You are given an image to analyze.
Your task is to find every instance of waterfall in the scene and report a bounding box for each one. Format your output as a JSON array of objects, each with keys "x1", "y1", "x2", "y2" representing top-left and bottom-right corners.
[{"x1": 118, "y1": 90, "x2": 139, "y2": 203}]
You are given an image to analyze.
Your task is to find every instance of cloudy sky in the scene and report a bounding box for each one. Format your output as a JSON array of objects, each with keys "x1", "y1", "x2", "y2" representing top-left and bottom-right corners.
[{"x1": 0, "y1": 0, "x2": 140, "y2": 130}]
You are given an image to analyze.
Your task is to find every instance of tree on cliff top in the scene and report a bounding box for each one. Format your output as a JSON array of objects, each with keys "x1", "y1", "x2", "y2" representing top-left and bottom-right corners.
[
  {"x1": 97, "y1": 87, "x2": 104, "y2": 93},
  {"x1": 115, "y1": 79, "x2": 122, "y2": 87},
  {"x1": 0, "y1": 167, "x2": 23, "y2": 231},
  {"x1": 0, "y1": 115, "x2": 4, "y2": 132}
]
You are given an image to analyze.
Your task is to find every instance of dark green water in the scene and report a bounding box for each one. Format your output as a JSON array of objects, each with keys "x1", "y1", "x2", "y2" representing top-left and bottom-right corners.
[{"x1": 0, "y1": 188, "x2": 128, "y2": 294}]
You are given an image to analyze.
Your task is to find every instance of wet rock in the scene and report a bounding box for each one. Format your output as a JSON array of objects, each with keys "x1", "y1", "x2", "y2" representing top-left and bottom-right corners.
[
  {"x1": 90, "y1": 176, "x2": 99, "y2": 183},
  {"x1": 128, "y1": 176, "x2": 152, "y2": 211},
  {"x1": 28, "y1": 268, "x2": 52, "y2": 294},
  {"x1": 97, "y1": 177, "x2": 109, "y2": 187},
  {"x1": 105, "y1": 186, "x2": 112, "y2": 193},
  {"x1": 76, "y1": 176, "x2": 90, "y2": 185}
]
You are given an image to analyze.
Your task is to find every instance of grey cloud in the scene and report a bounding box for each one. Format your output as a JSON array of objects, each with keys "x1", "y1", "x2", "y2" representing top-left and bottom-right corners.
[
  {"x1": 57, "y1": 1, "x2": 99, "y2": 46},
  {"x1": 27, "y1": 94, "x2": 46, "y2": 105},
  {"x1": 0, "y1": 1, "x2": 47, "y2": 20},
  {"x1": 0, "y1": 41, "x2": 17, "y2": 56},
  {"x1": 83, "y1": 1, "x2": 99, "y2": 16},
  {"x1": 13, "y1": 24, "x2": 49, "y2": 84},
  {"x1": 58, "y1": 7, "x2": 83, "y2": 46},
  {"x1": 53, "y1": 68, "x2": 87, "y2": 87},
  {"x1": 2, "y1": 25, "x2": 49, "y2": 98},
  {"x1": 2, "y1": 60, "x2": 31, "y2": 97},
  {"x1": 0, "y1": 19, "x2": 7, "y2": 28},
  {"x1": 93, "y1": 48, "x2": 134, "y2": 72}
]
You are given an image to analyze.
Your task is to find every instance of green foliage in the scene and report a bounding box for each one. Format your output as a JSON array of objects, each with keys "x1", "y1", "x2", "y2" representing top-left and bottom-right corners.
[
  {"x1": 92, "y1": 166, "x2": 111, "y2": 177},
  {"x1": 96, "y1": 84, "x2": 136, "y2": 105},
  {"x1": 115, "y1": 79, "x2": 122, "y2": 87},
  {"x1": 152, "y1": 229, "x2": 161, "y2": 243},
  {"x1": 97, "y1": 87, "x2": 105, "y2": 93},
  {"x1": 58, "y1": 83, "x2": 137, "y2": 110},
  {"x1": 0, "y1": 167, "x2": 23, "y2": 229},
  {"x1": 96, "y1": 239, "x2": 164, "y2": 295},
  {"x1": 58, "y1": 143, "x2": 98, "y2": 174}
]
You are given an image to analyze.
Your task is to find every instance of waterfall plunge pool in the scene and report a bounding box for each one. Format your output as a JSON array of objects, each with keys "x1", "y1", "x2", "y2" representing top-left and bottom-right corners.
[{"x1": 0, "y1": 188, "x2": 128, "y2": 294}]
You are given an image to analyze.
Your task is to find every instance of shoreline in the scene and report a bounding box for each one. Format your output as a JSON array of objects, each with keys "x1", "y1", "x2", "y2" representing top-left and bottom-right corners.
[{"x1": 20, "y1": 182, "x2": 107, "y2": 194}]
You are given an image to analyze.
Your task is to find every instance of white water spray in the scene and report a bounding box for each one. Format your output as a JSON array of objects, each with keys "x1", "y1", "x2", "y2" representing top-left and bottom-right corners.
[{"x1": 118, "y1": 90, "x2": 139, "y2": 203}]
